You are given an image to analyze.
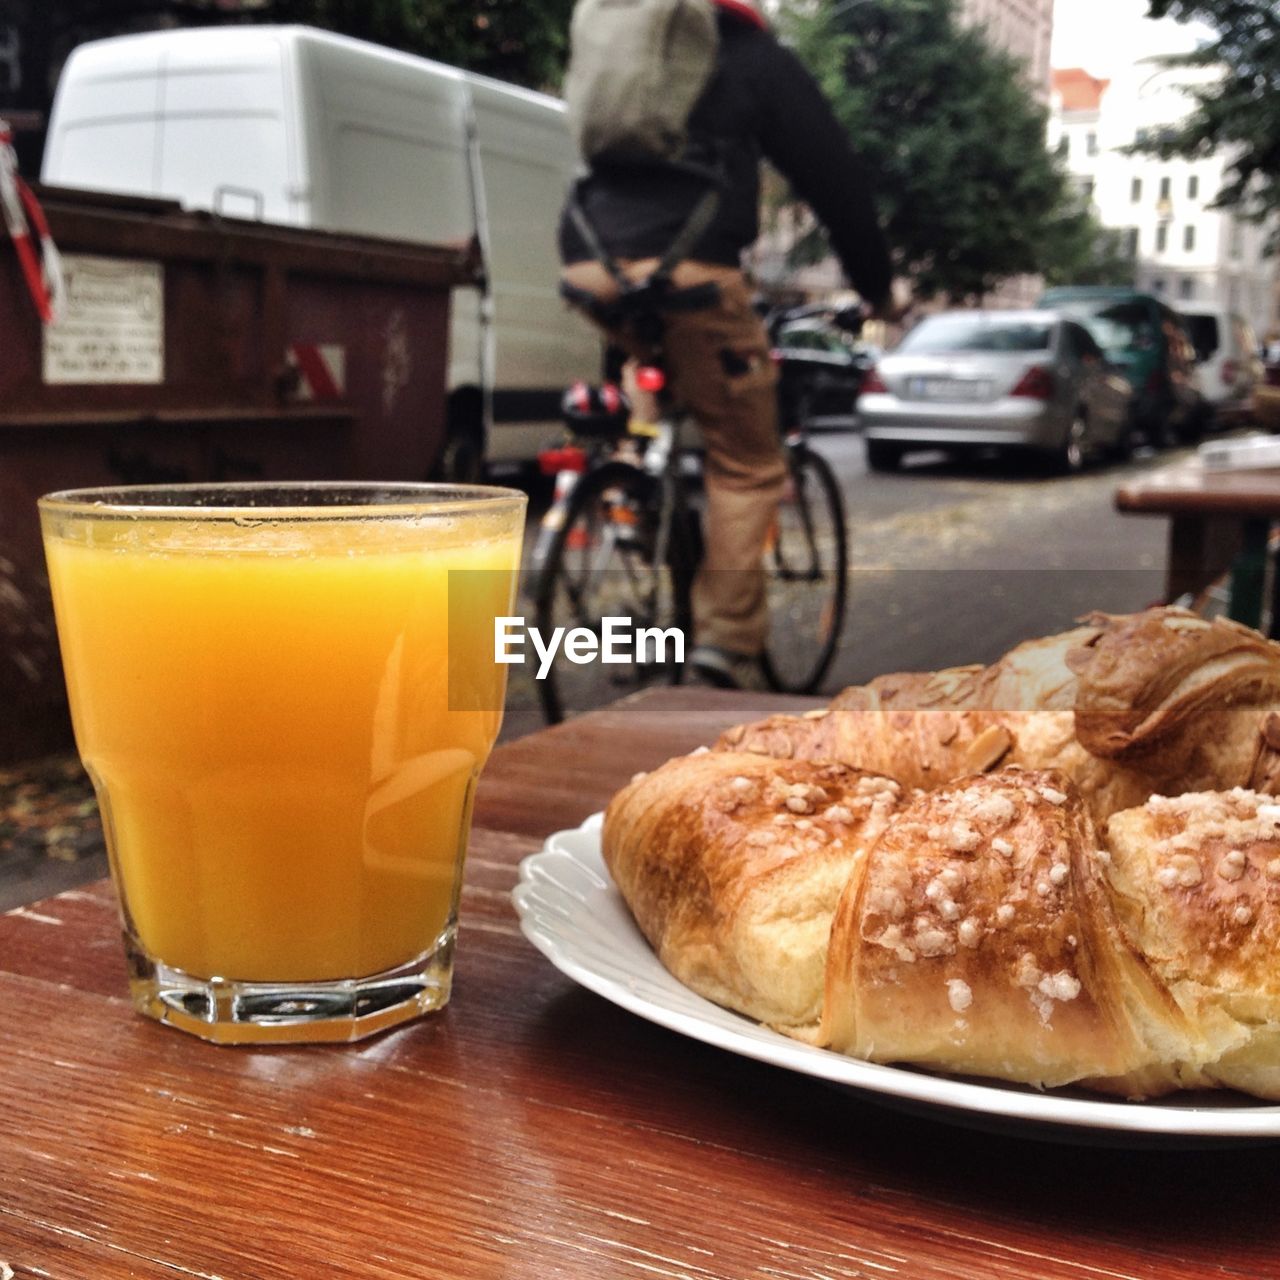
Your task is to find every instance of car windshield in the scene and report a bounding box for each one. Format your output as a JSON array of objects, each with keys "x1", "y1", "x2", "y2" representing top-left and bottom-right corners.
[
  {"x1": 1055, "y1": 299, "x2": 1156, "y2": 356},
  {"x1": 898, "y1": 315, "x2": 1054, "y2": 354}
]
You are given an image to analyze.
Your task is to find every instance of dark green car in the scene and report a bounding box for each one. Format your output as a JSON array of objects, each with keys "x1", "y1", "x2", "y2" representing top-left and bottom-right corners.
[{"x1": 1037, "y1": 287, "x2": 1205, "y2": 446}]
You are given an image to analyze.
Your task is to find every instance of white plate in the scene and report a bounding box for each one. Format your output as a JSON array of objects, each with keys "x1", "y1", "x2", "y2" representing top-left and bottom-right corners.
[{"x1": 512, "y1": 814, "x2": 1280, "y2": 1144}]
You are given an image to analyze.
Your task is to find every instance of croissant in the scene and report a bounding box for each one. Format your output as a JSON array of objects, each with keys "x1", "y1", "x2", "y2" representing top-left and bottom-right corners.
[
  {"x1": 602, "y1": 749, "x2": 904, "y2": 1030},
  {"x1": 601, "y1": 607, "x2": 1280, "y2": 1099},
  {"x1": 720, "y1": 607, "x2": 1280, "y2": 820},
  {"x1": 717, "y1": 707, "x2": 1154, "y2": 821},
  {"x1": 833, "y1": 607, "x2": 1280, "y2": 745},
  {"x1": 818, "y1": 767, "x2": 1191, "y2": 1096},
  {"x1": 831, "y1": 621, "x2": 1101, "y2": 713},
  {"x1": 602, "y1": 754, "x2": 1280, "y2": 1098},
  {"x1": 1104, "y1": 789, "x2": 1280, "y2": 1099}
]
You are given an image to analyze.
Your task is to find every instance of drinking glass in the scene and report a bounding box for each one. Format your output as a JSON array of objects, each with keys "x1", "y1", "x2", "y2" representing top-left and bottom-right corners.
[{"x1": 39, "y1": 482, "x2": 526, "y2": 1044}]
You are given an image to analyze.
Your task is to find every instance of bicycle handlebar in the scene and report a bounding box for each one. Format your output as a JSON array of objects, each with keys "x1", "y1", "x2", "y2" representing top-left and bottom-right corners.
[{"x1": 763, "y1": 299, "x2": 869, "y2": 343}]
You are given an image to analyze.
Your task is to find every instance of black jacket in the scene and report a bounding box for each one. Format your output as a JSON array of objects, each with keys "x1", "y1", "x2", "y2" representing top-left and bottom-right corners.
[{"x1": 558, "y1": 10, "x2": 893, "y2": 308}]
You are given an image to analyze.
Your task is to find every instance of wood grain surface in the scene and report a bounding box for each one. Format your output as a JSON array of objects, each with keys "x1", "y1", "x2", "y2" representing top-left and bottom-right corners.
[
  {"x1": 2, "y1": 688, "x2": 1279, "y2": 1280},
  {"x1": 1115, "y1": 462, "x2": 1280, "y2": 519}
]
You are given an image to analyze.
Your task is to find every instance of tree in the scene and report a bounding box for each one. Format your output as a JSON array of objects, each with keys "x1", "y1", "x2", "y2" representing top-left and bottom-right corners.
[
  {"x1": 1040, "y1": 203, "x2": 1137, "y2": 289},
  {"x1": 777, "y1": 0, "x2": 1094, "y2": 300},
  {"x1": 1136, "y1": 1, "x2": 1280, "y2": 246},
  {"x1": 258, "y1": 0, "x2": 575, "y2": 90}
]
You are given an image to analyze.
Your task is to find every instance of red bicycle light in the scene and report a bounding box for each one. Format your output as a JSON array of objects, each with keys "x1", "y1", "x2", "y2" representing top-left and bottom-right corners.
[
  {"x1": 861, "y1": 366, "x2": 888, "y2": 394},
  {"x1": 538, "y1": 445, "x2": 588, "y2": 476},
  {"x1": 1011, "y1": 365, "x2": 1055, "y2": 399},
  {"x1": 635, "y1": 366, "x2": 666, "y2": 393}
]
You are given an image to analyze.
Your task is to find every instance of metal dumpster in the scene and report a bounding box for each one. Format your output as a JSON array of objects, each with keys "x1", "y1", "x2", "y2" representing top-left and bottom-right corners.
[{"x1": 1, "y1": 185, "x2": 481, "y2": 763}]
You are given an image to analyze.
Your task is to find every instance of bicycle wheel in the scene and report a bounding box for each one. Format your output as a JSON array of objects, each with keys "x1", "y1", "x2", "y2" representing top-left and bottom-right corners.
[
  {"x1": 760, "y1": 443, "x2": 848, "y2": 694},
  {"x1": 533, "y1": 461, "x2": 695, "y2": 724}
]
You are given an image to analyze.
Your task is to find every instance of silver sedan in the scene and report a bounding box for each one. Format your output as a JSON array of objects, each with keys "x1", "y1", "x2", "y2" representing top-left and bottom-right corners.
[{"x1": 859, "y1": 310, "x2": 1133, "y2": 472}]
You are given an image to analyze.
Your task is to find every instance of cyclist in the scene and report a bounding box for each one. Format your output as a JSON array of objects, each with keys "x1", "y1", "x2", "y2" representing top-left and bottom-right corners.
[{"x1": 558, "y1": 0, "x2": 897, "y2": 688}]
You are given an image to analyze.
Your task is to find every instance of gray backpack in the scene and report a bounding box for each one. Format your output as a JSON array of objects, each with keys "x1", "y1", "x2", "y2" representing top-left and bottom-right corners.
[{"x1": 564, "y1": 0, "x2": 720, "y2": 165}]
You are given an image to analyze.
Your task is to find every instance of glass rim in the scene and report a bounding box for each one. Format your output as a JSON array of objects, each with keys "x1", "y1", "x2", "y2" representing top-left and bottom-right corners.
[{"x1": 38, "y1": 480, "x2": 528, "y2": 522}]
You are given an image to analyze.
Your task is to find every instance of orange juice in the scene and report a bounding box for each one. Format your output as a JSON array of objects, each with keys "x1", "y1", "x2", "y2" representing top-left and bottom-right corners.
[{"x1": 43, "y1": 501, "x2": 521, "y2": 985}]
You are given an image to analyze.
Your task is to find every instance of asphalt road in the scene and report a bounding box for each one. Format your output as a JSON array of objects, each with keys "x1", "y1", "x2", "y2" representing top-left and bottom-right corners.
[{"x1": 499, "y1": 432, "x2": 1182, "y2": 742}]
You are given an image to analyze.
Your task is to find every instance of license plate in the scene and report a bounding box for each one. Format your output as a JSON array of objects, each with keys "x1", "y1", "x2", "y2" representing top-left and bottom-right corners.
[{"x1": 908, "y1": 376, "x2": 991, "y2": 401}]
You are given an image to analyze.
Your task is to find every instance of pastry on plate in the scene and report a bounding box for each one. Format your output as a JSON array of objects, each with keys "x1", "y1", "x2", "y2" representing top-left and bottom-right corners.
[{"x1": 602, "y1": 749, "x2": 903, "y2": 1030}]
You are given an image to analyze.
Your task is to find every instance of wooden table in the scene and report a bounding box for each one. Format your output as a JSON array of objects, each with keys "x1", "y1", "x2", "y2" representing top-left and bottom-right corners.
[
  {"x1": 1115, "y1": 461, "x2": 1280, "y2": 631},
  {"x1": 3, "y1": 688, "x2": 1278, "y2": 1280}
]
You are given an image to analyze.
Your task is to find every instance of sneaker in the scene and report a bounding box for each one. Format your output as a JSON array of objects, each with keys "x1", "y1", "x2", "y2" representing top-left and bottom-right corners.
[{"x1": 689, "y1": 644, "x2": 763, "y2": 691}]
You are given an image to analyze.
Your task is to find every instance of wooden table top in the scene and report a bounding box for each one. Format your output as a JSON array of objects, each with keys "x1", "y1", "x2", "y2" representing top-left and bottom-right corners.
[
  {"x1": 1116, "y1": 459, "x2": 1280, "y2": 519},
  {"x1": 3, "y1": 687, "x2": 1279, "y2": 1280}
]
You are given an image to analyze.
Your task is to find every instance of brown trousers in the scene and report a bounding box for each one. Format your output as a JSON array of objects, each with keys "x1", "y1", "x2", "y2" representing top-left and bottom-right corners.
[{"x1": 561, "y1": 259, "x2": 786, "y2": 656}]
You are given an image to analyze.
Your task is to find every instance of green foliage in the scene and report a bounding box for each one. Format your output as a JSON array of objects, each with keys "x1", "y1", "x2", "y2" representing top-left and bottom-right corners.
[
  {"x1": 259, "y1": 0, "x2": 575, "y2": 89},
  {"x1": 1137, "y1": 1, "x2": 1280, "y2": 246},
  {"x1": 1040, "y1": 203, "x2": 1137, "y2": 289},
  {"x1": 778, "y1": 0, "x2": 1092, "y2": 300}
]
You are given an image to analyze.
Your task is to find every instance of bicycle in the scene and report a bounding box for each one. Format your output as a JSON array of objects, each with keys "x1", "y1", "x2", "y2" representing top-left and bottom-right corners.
[{"x1": 528, "y1": 277, "x2": 850, "y2": 725}]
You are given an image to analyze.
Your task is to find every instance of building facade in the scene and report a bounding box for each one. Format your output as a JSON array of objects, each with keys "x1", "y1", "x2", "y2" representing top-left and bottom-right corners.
[
  {"x1": 1049, "y1": 62, "x2": 1276, "y2": 337},
  {"x1": 957, "y1": 0, "x2": 1058, "y2": 303},
  {"x1": 959, "y1": 0, "x2": 1057, "y2": 100}
]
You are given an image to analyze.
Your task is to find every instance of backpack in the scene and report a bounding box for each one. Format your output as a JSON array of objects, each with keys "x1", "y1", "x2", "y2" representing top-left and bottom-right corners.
[{"x1": 564, "y1": 0, "x2": 720, "y2": 166}]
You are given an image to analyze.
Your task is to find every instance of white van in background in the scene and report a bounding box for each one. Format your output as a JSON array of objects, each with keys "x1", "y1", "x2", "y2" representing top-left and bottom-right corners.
[
  {"x1": 41, "y1": 25, "x2": 600, "y2": 473},
  {"x1": 1179, "y1": 306, "x2": 1264, "y2": 430}
]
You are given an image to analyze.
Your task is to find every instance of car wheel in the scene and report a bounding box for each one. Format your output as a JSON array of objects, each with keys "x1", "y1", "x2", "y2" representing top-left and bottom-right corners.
[
  {"x1": 865, "y1": 440, "x2": 903, "y2": 472},
  {"x1": 1058, "y1": 414, "x2": 1089, "y2": 475}
]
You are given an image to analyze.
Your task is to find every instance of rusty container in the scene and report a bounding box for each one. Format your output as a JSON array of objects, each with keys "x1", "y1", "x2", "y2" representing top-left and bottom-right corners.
[{"x1": 1, "y1": 186, "x2": 480, "y2": 763}]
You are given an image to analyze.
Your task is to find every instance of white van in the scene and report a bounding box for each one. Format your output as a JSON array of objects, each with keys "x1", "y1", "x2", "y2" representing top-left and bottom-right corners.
[
  {"x1": 1179, "y1": 306, "x2": 1264, "y2": 430},
  {"x1": 41, "y1": 25, "x2": 600, "y2": 473}
]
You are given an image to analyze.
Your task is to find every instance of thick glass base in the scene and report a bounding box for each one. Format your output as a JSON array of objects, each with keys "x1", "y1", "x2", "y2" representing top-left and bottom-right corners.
[{"x1": 123, "y1": 928, "x2": 456, "y2": 1045}]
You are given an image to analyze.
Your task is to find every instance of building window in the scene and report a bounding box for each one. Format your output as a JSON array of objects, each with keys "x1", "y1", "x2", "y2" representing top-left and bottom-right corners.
[
  {"x1": 1086, "y1": 131, "x2": 1099, "y2": 157},
  {"x1": 1124, "y1": 227, "x2": 1139, "y2": 257},
  {"x1": 1131, "y1": 176, "x2": 1142, "y2": 203},
  {"x1": 1184, "y1": 224, "x2": 1196, "y2": 252},
  {"x1": 1151, "y1": 278, "x2": 1166, "y2": 294},
  {"x1": 1188, "y1": 174, "x2": 1199, "y2": 200},
  {"x1": 1156, "y1": 223, "x2": 1168, "y2": 253},
  {"x1": 1159, "y1": 175, "x2": 1171, "y2": 201},
  {"x1": 1079, "y1": 177, "x2": 1095, "y2": 201},
  {"x1": 1179, "y1": 278, "x2": 1194, "y2": 300}
]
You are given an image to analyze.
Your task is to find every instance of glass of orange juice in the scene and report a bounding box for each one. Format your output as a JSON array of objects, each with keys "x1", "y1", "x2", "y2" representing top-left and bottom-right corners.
[{"x1": 39, "y1": 482, "x2": 526, "y2": 1044}]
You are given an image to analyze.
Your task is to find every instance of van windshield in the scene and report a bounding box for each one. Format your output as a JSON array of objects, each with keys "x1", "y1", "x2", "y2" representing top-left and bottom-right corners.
[{"x1": 1055, "y1": 300, "x2": 1156, "y2": 356}]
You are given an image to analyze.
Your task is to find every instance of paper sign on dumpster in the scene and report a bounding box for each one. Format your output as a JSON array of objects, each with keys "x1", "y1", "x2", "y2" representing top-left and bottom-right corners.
[{"x1": 43, "y1": 255, "x2": 164, "y2": 385}]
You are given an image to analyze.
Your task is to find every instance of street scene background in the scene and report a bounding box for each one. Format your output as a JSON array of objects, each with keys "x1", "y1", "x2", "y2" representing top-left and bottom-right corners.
[{"x1": 2, "y1": 0, "x2": 1277, "y2": 906}]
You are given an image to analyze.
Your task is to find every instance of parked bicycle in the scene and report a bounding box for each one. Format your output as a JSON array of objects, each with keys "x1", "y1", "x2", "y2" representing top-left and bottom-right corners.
[{"x1": 528, "y1": 280, "x2": 852, "y2": 725}]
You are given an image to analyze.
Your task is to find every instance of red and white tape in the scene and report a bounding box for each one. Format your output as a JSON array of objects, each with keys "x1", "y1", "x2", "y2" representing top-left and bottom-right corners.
[
  {"x1": 0, "y1": 120, "x2": 64, "y2": 325},
  {"x1": 286, "y1": 342, "x2": 346, "y2": 401}
]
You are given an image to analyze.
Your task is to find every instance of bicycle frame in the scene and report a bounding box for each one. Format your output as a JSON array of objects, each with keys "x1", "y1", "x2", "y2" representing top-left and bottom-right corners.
[{"x1": 529, "y1": 391, "x2": 689, "y2": 587}]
